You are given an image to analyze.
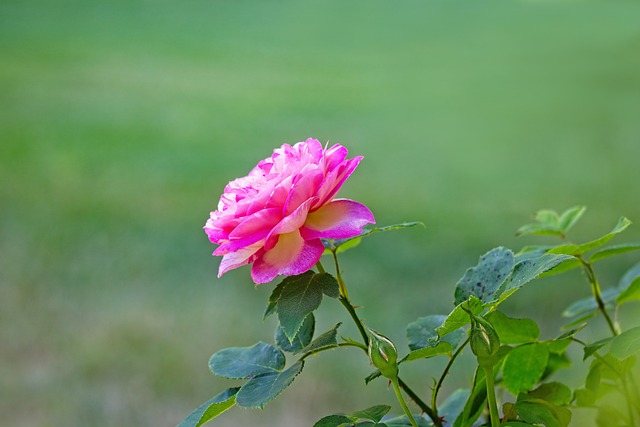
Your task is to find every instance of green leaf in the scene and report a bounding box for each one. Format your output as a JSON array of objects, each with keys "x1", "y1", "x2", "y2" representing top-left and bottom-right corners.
[
  {"x1": 323, "y1": 222, "x2": 424, "y2": 254},
  {"x1": 610, "y1": 325, "x2": 640, "y2": 359},
  {"x1": 177, "y1": 388, "x2": 239, "y2": 427},
  {"x1": 496, "y1": 253, "x2": 573, "y2": 302},
  {"x1": 273, "y1": 271, "x2": 339, "y2": 341},
  {"x1": 543, "y1": 339, "x2": 571, "y2": 355},
  {"x1": 209, "y1": 342, "x2": 285, "y2": 379},
  {"x1": 300, "y1": 323, "x2": 341, "y2": 355},
  {"x1": 454, "y1": 247, "x2": 514, "y2": 305},
  {"x1": 453, "y1": 369, "x2": 487, "y2": 427},
  {"x1": 313, "y1": 414, "x2": 354, "y2": 427},
  {"x1": 236, "y1": 361, "x2": 304, "y2": 409},
  {"x1": 436, "y1": 296, "x2": 484, "y2": 339},
  {"x1": 525, "y1": 382, "x2": 572, "y2": 406},
  {"x1": 558, "y1": 206, "x2": 586, "y2": 233},
  {"x1": 503, "y1": 343, "x2": 550, "y2": 394},
  {"x1": 486, "y1": 311, "x2": 539, "y2": 345},
  {"x1": 555, "y1": 323, "x2": 587, "y2": 340},
  {"x1": 616, "y1": 261, "x2": 640, "y2": 304},
  {"x1": 516, "y1": 223, "x2": 564, "y2": 238},
  {"x1": 515, "y1": 399, "x2": 571, "y2": 427},
  {"x1": 383, "y1": 415, "x2": 431, "y2": 427},
  {"x1": 590, "y1": 243, "x2": 640, "y2": 263},
  {"x1": 583, "y1": 337, "x2": 613, "y2": 360},
  {"x1": 542, "y1": 352, "x2": 571, "y2": 381},
  {"x1": 406, "y1": 315, "x2": 464, "y2": 351},
  {"x1": 402, "y1": 341, "x2": 452, "y2": 362},
  {"x1": 275, "y1": 313, "x2": 315, "y2": 354},
  {"x1": 349, "y1": 405, "x2": 391, "y2": 423},
  {"x1": 579, "y1": 217, "x2": 632, "y2": 254},
  {"x1": 562, "y1": 287, "x2": 619, "y2": 318},
  {"x1": 535, "y1": 209, "x2": 561, "y2": 227}
]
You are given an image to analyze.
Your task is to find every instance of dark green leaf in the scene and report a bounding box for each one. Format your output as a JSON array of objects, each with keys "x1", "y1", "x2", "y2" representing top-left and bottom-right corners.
[
  {"x1": 177, "y1": 388, "x2": 239, "y2": 427},
  {"x1": 275, "y1": 314, "x2": 315, "y2": 354},
  {"x1": 313, "y1": 414, "x2": 354, "y2": 427},
  {"x1": 236, "y1": 361, "x2": 304, "y2": 409},
  {"x1": 438, "y1": 389, "x2": 470, "y2": 426},
  {"x1": 406, "y1": 315, "x2": 464, "y2": 351},
  {"x1": 349, "y1": 405, "x2": 391, "y2": 422},
  {"x1": 454, "y1": 247, "x2": 514, "y2": 305},
  {"x1": 436, "y1": 296, "x2": 484, "y2": 339},
  {"x1": 516, "y1": 399, "x2": 571, "y2": 427},
  {"x1": 558, "y1": 206, "x2": 586, "y2": 233},
  {"x1": 503, "y1": 343, "x2": 549, "y2": 394},
  {"x1": 300, "y1": 323, "x2": 341, "y2": 355},
  {"x1": 590, "y1": 243, "x2": 640, "y2": 263},
  {"x1": 209, "y1": 342, "x2": 285, "y2": 379},
  {"x1": 274, "y1": 271, "x2": 339, "y2": 341},
  {"x1": 486, "y1": 311, "x2": 539, "y2": 345},
  {"x1": 556, "y1": 323, "x2": 587, "y2": 340},
  {"x1": 402, "y1": 342, "x2": 452, "y2": 362},
  {"x1": 526, "y1": 382, "x2": 572, "y2": 406},
  {"x1": 610, "y1": 326, "x2": 640, "y2": 359}
]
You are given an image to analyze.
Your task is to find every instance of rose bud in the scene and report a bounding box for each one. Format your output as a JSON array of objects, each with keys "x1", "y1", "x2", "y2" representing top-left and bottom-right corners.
[{"x1": 368, "y1": 329, "x2": 399, "y2": 380}]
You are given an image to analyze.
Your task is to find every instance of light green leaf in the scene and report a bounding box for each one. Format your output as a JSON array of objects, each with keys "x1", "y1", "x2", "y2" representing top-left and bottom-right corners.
[
  {"x1": 236, "y1": 361, "x2": 304, "y2": 409},
  {"x1": 583, "y1": 337, "x2": 613, "y2": 360},
  {"x1": 555, "y1": 323, "x2": 587, "y2": 340},
  {"x1": 209, "y1": 342, "x2": 285, "y2": 379},
  {"x1": 406, "y1": 315, "x2": 464, "y2": 351},
  {"x1": 558, "y1": 206, "x2": 586, "y2": 233},
  {"x1": 516, "y1": 223, "x2": 564, "y2": 238},
  {"x1": 300, "y1": 323, "x2": 341, "y2": 355},
  {"x1": 177, "y1": 388, "x2": 239, "y2": 427},
  {"x1": 454, "y1": 247, "x2": 514, "y2": 305},
  {"x1": 526, "y1": 382, "x2": 572, "y2": 406},
  {"x1": 503, "y1": 343, "x2": 549, "y2": 394},
  {"x1": 609, "y1": 326, "x2": 640, "y2": 359},
  {"x1": 562, "y1": 288, "x2": 619, "y2": 318},
  {"x1": 275, "y1": 314, "x2": 315, "y2": 354},
  {"x1": 323, "y1": 222, "x2": 424, "y2": 254},
  {"x1": 402, "y1": 341, "x2": 452, "y2": 362},
  {"x1": 273, "y1": 271, "x2": 339, "y2": 341},
  {"x1": 578, "y1": 217, "x2": 632, "y2": 254},
  {"x1": 535, "y1": 209, "x2": 561, "y2": 227},
  {"x1": 436, "y1": 296, "x2": 484, "y2": 339},
  {"x1": 543, "y1": 339, "x2": 571, "y2": 354},
  {"x1": 486, "y1": 311, "x2": 539, "y2": 345},
  {"x1": 616, "y1": 262, "x2": 640, "y2": 304},
  {"x1": 515, "y1": 399, "x2": 571, "y2": 427},
  {"x1": 590, "y1": 243, "x2": 640, "y2": 263}
]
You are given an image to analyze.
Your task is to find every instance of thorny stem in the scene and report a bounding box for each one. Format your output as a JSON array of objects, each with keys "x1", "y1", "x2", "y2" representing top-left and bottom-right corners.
[
  {"x1": 577, "y1": 256, "x2": 618, "y2": 336},
  {"x1": 330, "y1": 250, "x2": 443, "y2": 427},
  {"x1": 483, "y1": 366, "x2": 501, "y2": 427},
  {"x1": 432, "y1": 337, "x2": 470, "y2": 412},
  {"x1": 392, "y1": 377, "x2": 419, "y2": 427}
]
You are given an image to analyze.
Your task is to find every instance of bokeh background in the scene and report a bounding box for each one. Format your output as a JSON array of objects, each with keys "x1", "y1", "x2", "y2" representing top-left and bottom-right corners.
[{"x1": 2, "y1": 1, "x2": 640, "y2": 426}]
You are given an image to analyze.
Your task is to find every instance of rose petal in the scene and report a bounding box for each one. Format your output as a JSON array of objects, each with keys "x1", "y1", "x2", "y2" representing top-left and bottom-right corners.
[
  {"x1": 300, "y1": 199, "x2": 375, "y2": 240},
  {"x1": 264, "y1": 198, "x2": 317, "y2": 251},
  {"x1": 283, "y1": 169, "x2": 323, "y2": 215},
  {"x1": 315, "y1": 156, "x2": 363, "y2": 207},
  {"x1": 251, "y1": 231, "x2": 325, "y2": 284},
  {"x1": 218, "y1": 243, "x2": 264, "y2": 277}
]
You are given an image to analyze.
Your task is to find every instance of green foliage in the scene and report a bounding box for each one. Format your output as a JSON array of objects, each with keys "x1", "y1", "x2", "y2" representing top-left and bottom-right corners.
[
  {"x1": 454, "y1": 247, "x2": 514, "y2": 305},
  {"x1": 275, "y1": 313, "x2": 315, "y2": 354},
  {"x1": 268, "y1": 271, "x2": 339, "y2": 341},
  {"x1": 514, "y1": 399, "x2": 571, "y2": 427},
  {"x1": 313, "y1": 404, "x2": 391, "y2": 427},
  {"x1": 516, "y1": 206, "x2": 585, "y2": 238},
  {"x1": 486, "y1": 311, "x2": 539, "y2": 345},
  {"x1": 435, "y1": 296, "x2": 484, "y2": 339},
  {"x1": 503, "y1": 344, "x2": 549, "y2": 395},
  {"x1": 177, "y1": 388, "x2": 239, "y2": 427},
  {"x1": 208, "y1": 342, "x2": 285, "y2": 379},
  {"x1": 235, "y1": 362, "x2": 304, "y2": 409},
  {"x1": 406, "y1": 315, "x2": 464, "y2": 351},
  {"x1": 609, "y1": 326, "x2": 640, "y2": 359}
]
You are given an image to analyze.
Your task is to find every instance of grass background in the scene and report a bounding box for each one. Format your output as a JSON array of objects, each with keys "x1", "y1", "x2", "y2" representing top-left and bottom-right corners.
[{"x1": 1, "y1": 1, "x2": 640, "y2": 426}]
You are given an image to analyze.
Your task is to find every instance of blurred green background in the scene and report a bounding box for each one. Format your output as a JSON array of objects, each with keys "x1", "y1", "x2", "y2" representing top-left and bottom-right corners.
[{"x1": 2, "y1": 0, "x2": 640, "y2": 426}]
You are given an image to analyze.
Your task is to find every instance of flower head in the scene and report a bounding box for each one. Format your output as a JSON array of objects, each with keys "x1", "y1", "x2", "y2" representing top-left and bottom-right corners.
[{"x1": 204, "y1": 138, "x2": 375, "y2": 284}]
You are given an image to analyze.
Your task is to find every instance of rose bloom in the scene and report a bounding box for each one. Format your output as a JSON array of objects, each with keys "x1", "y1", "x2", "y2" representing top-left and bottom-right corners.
[{"x1": 204, "y1": 138, "x2": 375, "y2": 284}]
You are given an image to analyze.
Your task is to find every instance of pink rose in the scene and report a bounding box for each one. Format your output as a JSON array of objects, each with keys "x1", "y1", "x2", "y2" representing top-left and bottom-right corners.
[{"x1": 204, "y1": 138, "x2": 375, "y2": 284}]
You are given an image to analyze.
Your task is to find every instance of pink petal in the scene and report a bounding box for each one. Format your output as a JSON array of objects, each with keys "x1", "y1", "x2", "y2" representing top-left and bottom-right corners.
[
  {"x1": 218, "y1": 243, "x2": 264, "y2": 277},
  {"x1": 315, "y1": 156, "x2": 363, "y2": 207},
  {"x1": 229, "y1": 208, "x2": 281, "y2": 239},
  {"x1": 264, "y1": 197, "x2": 317, "y2": 251},
  {"x1": 283, "y1": 169, "x2": 323, "y2": 215},
  {"x1": 300, "y1": 199, "x2": 375, "y2": 240},
  {"x1": 251, "y1": 231, "x2": 324, "y2": 284},
  {"x1": 323, "y1": 144, "x2": 348, "y2": 171}
]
